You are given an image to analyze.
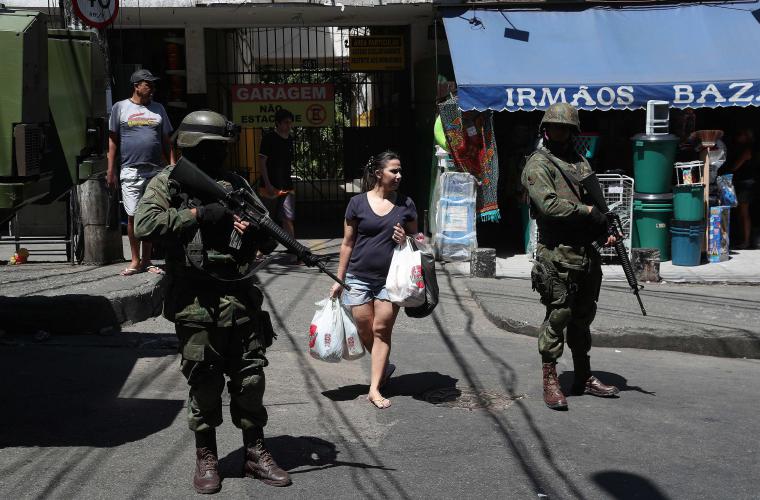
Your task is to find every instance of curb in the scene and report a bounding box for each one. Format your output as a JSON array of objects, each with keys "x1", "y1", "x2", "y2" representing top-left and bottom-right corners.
[
  {"x1": 455, "y1": 270, "x2": 760, "y2": 360},
  {"x1": 0, "y1": 276, "x2": 166, "y2": 334},
  {"x1": 107, "y1": 277, "x2": 167, "y2": 328}
]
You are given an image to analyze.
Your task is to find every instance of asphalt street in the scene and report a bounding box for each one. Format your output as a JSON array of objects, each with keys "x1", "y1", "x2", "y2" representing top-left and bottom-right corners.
[{"x1": 1, "y1": 260, "x2": 758, "y2": 499}]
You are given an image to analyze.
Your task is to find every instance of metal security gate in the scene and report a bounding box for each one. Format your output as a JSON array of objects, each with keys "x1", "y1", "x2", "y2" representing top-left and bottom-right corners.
[{"x1": 206, "y1": 27, "x2": 412, "y2": 237}]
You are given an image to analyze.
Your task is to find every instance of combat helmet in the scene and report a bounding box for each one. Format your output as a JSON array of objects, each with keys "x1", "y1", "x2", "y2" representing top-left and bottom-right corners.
[
  {"x1": 173, "y1": 110, "x2": 239, "y2": 148},
  {"x1": 539, "y1": 103, "x2": 580, "y2": 133}
]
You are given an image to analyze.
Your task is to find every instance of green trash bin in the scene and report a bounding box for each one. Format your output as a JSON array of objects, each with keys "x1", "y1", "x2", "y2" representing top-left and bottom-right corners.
[
  {"x1": 673, "y1": 184, "x2": 705, "y2": 221},
  {"x1": 633, "y1": 193, "x2": 673, "y2": 261},
  {"x1": 631, "y1": 134, "x2": 679, "y2": 194}
]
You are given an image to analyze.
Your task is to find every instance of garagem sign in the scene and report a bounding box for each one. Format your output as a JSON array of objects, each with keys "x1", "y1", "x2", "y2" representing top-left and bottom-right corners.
[{"x1": 459, "y1": 81, "x2": 760, "y2": 112}]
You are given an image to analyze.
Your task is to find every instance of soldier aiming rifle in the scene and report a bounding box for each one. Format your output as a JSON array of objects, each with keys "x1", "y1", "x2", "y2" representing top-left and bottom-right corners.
[{"x1": 134, "y1": 110, "x2": 346, "y2": 495}]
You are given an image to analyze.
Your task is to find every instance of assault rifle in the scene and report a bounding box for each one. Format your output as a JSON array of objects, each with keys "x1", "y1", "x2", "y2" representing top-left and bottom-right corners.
[
  {"x1": 580, "y1": 173, "x2": 646, "y2": 316},
  {"x1": 170, "y1": 157, "x2": 350, "y2": 290}
]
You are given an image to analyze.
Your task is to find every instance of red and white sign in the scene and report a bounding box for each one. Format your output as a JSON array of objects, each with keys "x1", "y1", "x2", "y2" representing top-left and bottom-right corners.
[
  {"x1": 73, "y1": 0, "x2": 119, "y2": 29},
  {"x1": 232, "y1": 84, "x2": 335, "y2": 128}
]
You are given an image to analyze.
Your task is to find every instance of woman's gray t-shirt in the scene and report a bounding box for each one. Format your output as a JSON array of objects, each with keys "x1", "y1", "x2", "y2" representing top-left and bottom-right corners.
[{"x1": 345, "y1": 193, "x2": 417, "y2": 282}]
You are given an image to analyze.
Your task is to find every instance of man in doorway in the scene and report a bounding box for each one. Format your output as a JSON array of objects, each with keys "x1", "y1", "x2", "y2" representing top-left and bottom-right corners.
[
  {"x1": 258, "y1": 108, "x2": 297, "y2": 263},
  {"x1": 521, "y1": 102, "x2": 620, "y2": 411},
  {"x1": 107, "y1": 68, "x2": 175, "y2": 276}
]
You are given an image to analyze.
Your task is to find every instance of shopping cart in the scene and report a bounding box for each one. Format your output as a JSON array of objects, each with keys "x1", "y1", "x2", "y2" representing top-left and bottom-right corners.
[
  {"x1": 529, "y1": 174, "x2": 634, "y2": 258},
  {"x1": 597, "y1": 174, "x2": 635, "y2": 257}
]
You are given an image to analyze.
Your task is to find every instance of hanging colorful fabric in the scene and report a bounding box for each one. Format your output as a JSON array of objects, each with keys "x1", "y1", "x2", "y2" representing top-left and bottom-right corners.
[{"x1": 437, "y1": 96, "x2": 500, "y2": 222}]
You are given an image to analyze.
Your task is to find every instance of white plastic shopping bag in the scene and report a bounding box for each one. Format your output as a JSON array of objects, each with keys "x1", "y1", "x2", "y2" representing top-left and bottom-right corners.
[
  {"x1": 308, "y1": 298, "x2": 345, "y2": 363},
  {"x1": 340, "y1": 303, "x2": 365, "y2": 360},
  {"x1": 385, "y1": 237, "x2": 426, "y2": 307}
]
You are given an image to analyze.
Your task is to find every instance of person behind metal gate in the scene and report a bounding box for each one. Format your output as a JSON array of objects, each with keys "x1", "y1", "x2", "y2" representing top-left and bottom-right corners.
[
  {"x1": 521, "y1": 103, "x2": 620, "y2": 411},
  {"x1": 134, "y1": 110, "x2": 290, "y2": 494},
  {"x1": 258, "y1": 108, "x2": 298, "y2": 263},
  {"x1": 328, "y1": 151, "x2": 418, "y2": 410}
]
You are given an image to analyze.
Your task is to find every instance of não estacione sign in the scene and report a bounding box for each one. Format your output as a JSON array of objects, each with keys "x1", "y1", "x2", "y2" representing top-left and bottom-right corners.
[{"x1": 232, "y1": 84, "x2": 335, "y2": 127}]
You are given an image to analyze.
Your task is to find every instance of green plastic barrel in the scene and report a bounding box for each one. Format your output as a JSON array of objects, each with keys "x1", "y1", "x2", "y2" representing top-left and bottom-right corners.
[
  {"x1": 633, "y1": 193, "x2": 673, "y2": 261},
  {"x1": 631, "y1": 134, "x2": 678, "y2": 194},
  {"x1": 673, "y1": 184, "x2": 705, "y2": 221}
]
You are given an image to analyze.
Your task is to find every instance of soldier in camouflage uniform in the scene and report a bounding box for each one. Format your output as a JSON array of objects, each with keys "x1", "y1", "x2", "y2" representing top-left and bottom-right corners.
[
  {"x1": 135, "y1": 111, "x2": 291, "y2": 493},
  {"x1": 521, "y1": 103, "x2": 620, "y2": 411}
]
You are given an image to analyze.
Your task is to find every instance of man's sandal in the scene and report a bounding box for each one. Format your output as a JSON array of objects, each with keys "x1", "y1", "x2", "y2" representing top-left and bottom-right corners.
[{"x1": 120, "y1": 267, "x2": 144, "y2": 276}]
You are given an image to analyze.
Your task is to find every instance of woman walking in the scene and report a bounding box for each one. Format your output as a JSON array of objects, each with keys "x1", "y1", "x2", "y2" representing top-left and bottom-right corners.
[{"x1": 329, "y1": 152, "x2": 418, "y2": 409}]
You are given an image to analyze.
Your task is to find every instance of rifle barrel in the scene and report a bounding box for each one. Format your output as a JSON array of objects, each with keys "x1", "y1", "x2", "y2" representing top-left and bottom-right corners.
[{"x1": 634, "y1": 290, "x2": 647, "y2": 316}]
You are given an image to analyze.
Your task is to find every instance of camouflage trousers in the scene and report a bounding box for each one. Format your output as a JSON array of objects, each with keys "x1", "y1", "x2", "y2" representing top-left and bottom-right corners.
[
  {"x1": 531, "y1": 259, "x2": 603, "y2": 362},
  {"x1": 176, "y1": 320, "x2": 269, "y2": 432}
]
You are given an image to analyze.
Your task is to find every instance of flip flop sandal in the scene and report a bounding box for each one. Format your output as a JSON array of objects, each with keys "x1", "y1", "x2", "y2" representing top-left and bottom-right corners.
[
  {"x1": 120, "y1": 267, "x2": 145, "y2": 276},
  {"x1": 367, "y1": 395, "x2": 392, "y2": 409}
]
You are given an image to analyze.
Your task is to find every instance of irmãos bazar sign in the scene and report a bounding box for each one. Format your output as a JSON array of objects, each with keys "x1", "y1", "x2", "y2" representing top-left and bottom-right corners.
[
  {"x1": 458, "y1": 81, "x2": 760, "y2": 111},
  {"x1": 232, "y1": 84, "x2": 335, "y2": 127}
]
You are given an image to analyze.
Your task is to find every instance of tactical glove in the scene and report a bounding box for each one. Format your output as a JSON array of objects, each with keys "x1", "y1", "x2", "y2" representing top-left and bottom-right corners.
[
  {"x1": 589, "y1": 206, "x2": 608, "y2": 227},
  {"x1": 197, "y1": 202, "x2": 229, "y2": 225},
  {"x1": 589, "y1": 206, "x2": 610, "y2": 238}
]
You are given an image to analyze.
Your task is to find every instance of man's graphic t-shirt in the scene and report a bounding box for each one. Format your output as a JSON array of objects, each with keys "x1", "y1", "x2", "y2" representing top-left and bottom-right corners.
[{"x1": 109, "y1": 99, "x2": 173, "y2": 174}]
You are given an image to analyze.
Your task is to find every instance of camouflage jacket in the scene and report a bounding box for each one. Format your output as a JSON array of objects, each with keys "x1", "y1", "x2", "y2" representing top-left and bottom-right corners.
[
  {"x1": 521, "y1": 145, "x2": 599, "y2": 269},
  {"x1": 134, "y1": 166, "x2": 264, "y2": 326}
]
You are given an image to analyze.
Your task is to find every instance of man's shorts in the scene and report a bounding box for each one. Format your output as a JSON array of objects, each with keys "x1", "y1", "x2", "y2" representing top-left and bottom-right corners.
[
  {"x1": 341, "y1": 273, "x2": 390, "y2": 307},
  {"x1": 121, "y1": 165, "x2": 161, "y2": 216},
  {"x1": 279, "y1": 192, "x2": 295, "y2": 221}
]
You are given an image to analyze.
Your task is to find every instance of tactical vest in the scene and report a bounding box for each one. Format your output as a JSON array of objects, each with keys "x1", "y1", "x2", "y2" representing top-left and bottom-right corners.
[
  {"x1": 529, "y1": 147, "x2": 595, "y2": 248},
  {"x1": 168, "y1": 172, "x2": 260, "y2": 283}
]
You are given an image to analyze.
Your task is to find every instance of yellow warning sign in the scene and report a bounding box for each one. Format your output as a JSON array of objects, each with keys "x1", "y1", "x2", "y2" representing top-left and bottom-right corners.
[{"x1": 349, "y1": 36, "x2": 405, "y2": 71}]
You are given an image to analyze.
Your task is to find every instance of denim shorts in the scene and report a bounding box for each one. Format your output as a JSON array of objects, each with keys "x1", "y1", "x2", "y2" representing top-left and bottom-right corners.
[{"x1": 341, "y1": 273, "x2": 390, "y2": 306}]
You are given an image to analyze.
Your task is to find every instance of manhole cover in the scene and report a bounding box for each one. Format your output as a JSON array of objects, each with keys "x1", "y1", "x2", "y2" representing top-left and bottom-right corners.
[{"x1": 420, "y1": 386, "x2": 525, "y2": 410}]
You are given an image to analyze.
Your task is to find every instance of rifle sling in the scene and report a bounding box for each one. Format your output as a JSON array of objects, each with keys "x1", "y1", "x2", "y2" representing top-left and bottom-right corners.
[{"x1": 533, "y1": 149, "x2": 585, "y2": 202}]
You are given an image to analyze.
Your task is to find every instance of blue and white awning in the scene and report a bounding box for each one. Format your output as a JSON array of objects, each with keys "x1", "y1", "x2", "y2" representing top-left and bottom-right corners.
[{"x1": 442, "y1": 2, "x2": 760, "y2": 111}]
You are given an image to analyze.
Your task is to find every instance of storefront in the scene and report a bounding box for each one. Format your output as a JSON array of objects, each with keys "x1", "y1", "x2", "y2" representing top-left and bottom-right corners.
[{"x1": 440, "y1": 2, "x2": 760, "y2": 253}]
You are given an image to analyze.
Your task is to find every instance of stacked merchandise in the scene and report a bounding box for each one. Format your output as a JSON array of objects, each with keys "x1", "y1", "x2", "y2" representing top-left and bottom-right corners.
[
  {"x1": 708, "y1": 206, "x2": 731, "y2": 263},
  {"x1": 631, "y1": 102, "x2": 679, "y2": 261},
  {"x1": 437, "y1": 96, "x2": 500, "y2": 222},
  {"x1": 434, "y1": 172, "x2": 477, "y2": 262},
  {"x1": 694, "y1": 130, "x2": 731, "y2": 263},
  {"x1": 671, "y1": 162, "x2": 706, "y2": 266}
]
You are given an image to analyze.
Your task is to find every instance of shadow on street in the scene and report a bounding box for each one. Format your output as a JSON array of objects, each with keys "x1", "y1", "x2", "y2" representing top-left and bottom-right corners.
[
  {"x1": 558, "y1": 371, "x2": 657, "y2": 396},
  {"x1": 218, "y1": 435, "x2": 396, "y2": 479},
  {"x1": 592, "y1": 470, "x2": 671, "y2": 500},
  {"x1": 0, "y1": 335, "x2": 182, "y2": 448},
  {"x1": 321, "y1": 372, "x2": 458, "y2": 402},
  {"x1": 0, "y1": 295, "x2": 123, "y2": 334}
]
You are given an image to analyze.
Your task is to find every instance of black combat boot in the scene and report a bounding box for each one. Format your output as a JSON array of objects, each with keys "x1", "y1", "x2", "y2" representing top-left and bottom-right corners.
[
  {"x1": 571, "y1": 354, "x2": 619, "y2": 397},
  {"x1": 243, "y1": 427, "x2": 292, "y2": 487},
  {"x1": 542, "y1": 362, "x2": 568, "y2": 410},
  {"x1": 193, "y1": 430, "x2": 221, "y2": 494}
]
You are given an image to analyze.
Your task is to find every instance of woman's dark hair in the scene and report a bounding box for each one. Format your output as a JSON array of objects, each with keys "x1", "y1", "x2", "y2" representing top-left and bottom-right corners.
[{"x1": 361, "y1": 151, "x2": 400, "y2": 192}]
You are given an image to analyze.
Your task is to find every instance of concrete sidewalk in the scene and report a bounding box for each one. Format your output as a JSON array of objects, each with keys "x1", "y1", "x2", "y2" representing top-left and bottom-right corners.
[
  {"x1": 0, "y1": 262, "x2": 165, "y2": 334},
  {"x1": 447, "y1": 249, "x2": 760, "y2": 284},
  {"x1": 0, "y1": 237, "x2": 342, "y2": 335},
  {"x1": 2, "y1": 236, "x2": 759, "y2": 359},
  {"x1": 445, "y1": 250, "x2": 760, "y2": 359}
]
